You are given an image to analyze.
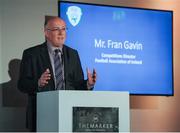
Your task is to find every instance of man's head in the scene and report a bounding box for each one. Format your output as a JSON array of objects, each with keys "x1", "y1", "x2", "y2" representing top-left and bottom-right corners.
[{"x1": 44, "y1": 16, "x2": 67, "y2": 47}]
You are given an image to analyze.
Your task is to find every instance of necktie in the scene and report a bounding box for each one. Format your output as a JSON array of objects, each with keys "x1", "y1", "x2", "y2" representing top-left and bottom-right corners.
[{"x1": 54, "y1": 49, "x2": 63, "y2": 90}]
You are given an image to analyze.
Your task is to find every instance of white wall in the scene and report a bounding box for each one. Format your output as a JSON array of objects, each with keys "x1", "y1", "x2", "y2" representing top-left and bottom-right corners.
[
  {"x1": 0, "y1": 0, "x2": 3, "y2": 106},
  {"x1": 1, "y1": 0, "x2": 57, "y2": 82},
  {"x1": 0, "y1": 0, "x2": 2, "y2": 82}
]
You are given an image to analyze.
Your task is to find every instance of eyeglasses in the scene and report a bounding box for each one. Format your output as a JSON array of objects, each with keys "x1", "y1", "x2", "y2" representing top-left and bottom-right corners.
[{"x1": 46, "y1": 27, "x2": 68, "y2": 32}]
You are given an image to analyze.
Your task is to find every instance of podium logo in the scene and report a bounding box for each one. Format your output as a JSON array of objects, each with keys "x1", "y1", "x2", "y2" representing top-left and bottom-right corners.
[
  {"x1": 66, "y1": 6, "x2": 82, "y2": 27},
  {"x1": 73, "y1": 107, "x2": 119, "y2": 132},
  {"x1": 92, "y1": 113, "x2": 100, "y2": 123}
]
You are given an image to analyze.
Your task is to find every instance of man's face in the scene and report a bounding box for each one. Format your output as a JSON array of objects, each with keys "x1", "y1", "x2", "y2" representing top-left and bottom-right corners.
[{"x1": 45, "y1": 18, "x2": 66, "y2": 47}]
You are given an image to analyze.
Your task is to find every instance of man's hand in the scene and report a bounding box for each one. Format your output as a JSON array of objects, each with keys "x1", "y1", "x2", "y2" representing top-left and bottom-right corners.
[
  {"x1": 87, "y1": 68, "x2": 97, "y2": 87},
  {"x1": 38, "y1": 68, "x2": 51, "y2": 87}
]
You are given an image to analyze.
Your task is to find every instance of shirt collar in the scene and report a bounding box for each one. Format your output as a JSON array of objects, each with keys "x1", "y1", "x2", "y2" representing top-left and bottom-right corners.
[{"x1": 47, "y1": 41, "x2": 63, "y2": 55}]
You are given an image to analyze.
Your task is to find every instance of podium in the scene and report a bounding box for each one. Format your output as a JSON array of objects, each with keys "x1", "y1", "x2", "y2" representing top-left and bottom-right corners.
[{"x1": 37, "y1": 90, "x2": 130, "y2": 132}]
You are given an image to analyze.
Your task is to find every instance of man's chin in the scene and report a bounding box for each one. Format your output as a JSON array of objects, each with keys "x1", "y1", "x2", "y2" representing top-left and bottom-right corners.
[{"x1": 53, "y1": 43, "x2": 64, "y2": 48}]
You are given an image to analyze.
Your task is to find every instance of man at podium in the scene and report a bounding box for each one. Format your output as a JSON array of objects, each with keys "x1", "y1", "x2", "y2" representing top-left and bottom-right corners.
[{"x1": 18, "y1": 16, "x2": 97, "y2": 131}]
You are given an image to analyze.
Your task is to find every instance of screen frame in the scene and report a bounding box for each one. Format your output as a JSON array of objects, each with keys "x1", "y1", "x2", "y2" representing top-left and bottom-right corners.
[{"x1": 58, "y1": 0, "x2": 174, "y2": 96}]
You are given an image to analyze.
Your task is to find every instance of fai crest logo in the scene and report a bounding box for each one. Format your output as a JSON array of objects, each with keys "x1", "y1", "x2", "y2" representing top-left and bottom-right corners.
[{"x1": 66, "y1": 6, "x2": 82, "y2": 27}]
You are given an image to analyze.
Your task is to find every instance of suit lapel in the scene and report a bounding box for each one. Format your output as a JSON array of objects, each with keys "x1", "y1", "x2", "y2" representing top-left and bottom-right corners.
[
  {"x1": 62, "y1": 45, "x2": 69, "y2": 89},
  {"x1": 40, "y1": 42, "x2": 55, "y2": 89}
]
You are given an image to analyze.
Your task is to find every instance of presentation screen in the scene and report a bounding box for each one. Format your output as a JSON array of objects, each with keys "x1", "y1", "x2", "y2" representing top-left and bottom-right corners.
[{"x1": 59, "y1": 1, "x2": 173, "y2": 95}]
